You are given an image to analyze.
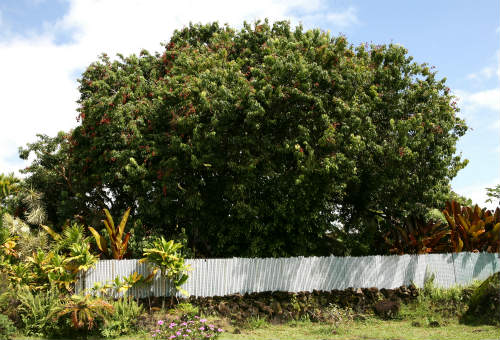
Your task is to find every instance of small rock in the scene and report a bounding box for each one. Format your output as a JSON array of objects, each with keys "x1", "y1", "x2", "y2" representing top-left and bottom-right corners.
[
  {"x1": 411, "y1": 321, "x2": 421, "y2": 327},
  {"x1": 429, "y1": 321, "x2": 440, "y2": 328},
  {"x1": 233, "y1": 328, "x2": 241, "y2": 334}
]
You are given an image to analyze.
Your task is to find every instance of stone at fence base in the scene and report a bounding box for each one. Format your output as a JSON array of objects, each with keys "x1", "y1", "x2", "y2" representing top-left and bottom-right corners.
[
  {"x1": 373, "y1": 299, "x2": 401, "y2": 319},
  {"x1": 160, "y1": 285, "x2": 419, "y2": 324}
]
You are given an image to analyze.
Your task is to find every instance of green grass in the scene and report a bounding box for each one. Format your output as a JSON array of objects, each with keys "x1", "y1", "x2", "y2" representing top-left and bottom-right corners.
[{"x1": 219, "y1": 317, "x2": 500, "y2": 340}]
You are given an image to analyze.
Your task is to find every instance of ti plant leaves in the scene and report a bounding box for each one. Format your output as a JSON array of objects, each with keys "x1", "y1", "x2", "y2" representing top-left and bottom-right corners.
[
  {"x1": 443, "y1": 200, "x2": 500, "y2": 253},
  {"x1": 384, "y1": 216, "x2": 450, "y2": 254},
  {"x1": 88, "y1": 207, "x2": 131, "y2": 259}
]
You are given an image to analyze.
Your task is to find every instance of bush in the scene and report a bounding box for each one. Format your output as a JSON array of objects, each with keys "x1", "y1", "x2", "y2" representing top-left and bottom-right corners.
[
  {"x1": 101, "y1": 297, "x2": 144, "y2": 338},
  {"x1": 170, "y1": 302, "x2": 199, "y2": 319},
  {"x1": 0, "y1": 273, "x2": 19, "y2": 324},
  {"x1": 0, "y1": 314, "x2": 16, "y2": 340},
  {"x1": 461, "y1": 272, "x2": 500, "y2": 326},
  {"x1": 16, "y1": 287, "x2": 65, "y2": 337}
]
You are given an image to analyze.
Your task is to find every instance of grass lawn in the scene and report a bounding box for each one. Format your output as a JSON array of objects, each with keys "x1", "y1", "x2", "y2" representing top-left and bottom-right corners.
[
  {"x1": 217, "y1": 317, "x2": 500, "y2": 340},
  {"x1": 14, "y1": 317, "x2": 499, "y2": 340}
]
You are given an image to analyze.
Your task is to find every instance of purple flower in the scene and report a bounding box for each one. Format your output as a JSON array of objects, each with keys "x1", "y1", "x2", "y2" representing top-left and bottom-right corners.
[
  {"x1": 200, "y1": 318, "x2": 207, "y2": 323},
  {"x1": 194, "y1": 316, "x2": 200, "y2": 319},
  {"x1": 170, "y1": 322, "x2": 177, "y2": 327},
  {"x1": 176, "y1": 331, "x2": 181, "y2": 335},
  {"x1": 217, "y1": 328, "x2": 223, "y2": 332},
  {"x1": 183, "y1": 335, "x2": 188, "y2": 337},
  {"x1": 152, "y1": 334, "x2": 156, "y2": 337},
  {"x1": 199, "y1": 326, "x2": 205, "y2": 331},
  {"x1": 169, "y1": 336, "x2": 176, "y2": 339},
  {"x1": 186, "y1": 329, "x2": 192, "y2": 333},
  {"x1": 181, "y1": 322, "x2": 187, "y2": 326},
  {"x1": 158, "y1": 320, "x2": 164, "y2": 325}
]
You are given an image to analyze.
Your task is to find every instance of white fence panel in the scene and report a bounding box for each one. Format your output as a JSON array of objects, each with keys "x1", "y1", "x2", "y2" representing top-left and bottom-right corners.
[{"x1": 76, "y1": 252, "x2": 500, "y2": 297}]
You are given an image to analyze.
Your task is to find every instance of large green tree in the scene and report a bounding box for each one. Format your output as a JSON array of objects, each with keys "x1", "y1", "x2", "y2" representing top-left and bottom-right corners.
[{"x1": 21, "y1": 21, "x2": 467, "y2": 257}]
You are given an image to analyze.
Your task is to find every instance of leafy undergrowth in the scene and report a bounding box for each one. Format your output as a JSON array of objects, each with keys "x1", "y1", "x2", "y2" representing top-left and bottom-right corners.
[{"x1": 13, "y1": 279, "x2": 500, "y2": 340}]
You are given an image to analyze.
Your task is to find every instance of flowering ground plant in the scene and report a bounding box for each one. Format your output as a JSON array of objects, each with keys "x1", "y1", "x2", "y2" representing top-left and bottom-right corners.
[{"x1": 152, "y1": 316, "x2": 223, "y2": 340}]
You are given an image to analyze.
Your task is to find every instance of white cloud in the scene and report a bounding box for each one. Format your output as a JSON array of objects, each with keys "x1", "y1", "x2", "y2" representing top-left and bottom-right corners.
[
  {"x1": 0, "y1": 0, "x2": 359, "y2": 175},
  {"x1": 491, "y1": 119, "x2": 500, "y2": 131},
  {"x1": 454, "y1": 178, "x2": 500, "y2": 211},
  {"x1": 466, "y1": 66, "x2": 495, "y2": 80},
  {"x1": 454, "y1": 88, "x2": 500, "y2": 114},
  {"x1": 326, "y1": 7, "x2": 358, "y2": 27}
]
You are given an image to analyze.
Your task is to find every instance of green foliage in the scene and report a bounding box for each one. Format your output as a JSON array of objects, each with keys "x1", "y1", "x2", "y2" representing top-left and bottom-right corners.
[
  {"x1": 485, "y1": 184, "x2": 500, "y2": 206},
  {"x1": 0, "y1": 174, "x2": 19, "y2": 201},
  {"x1": 460, "y1": 272, "x2": 500, "y2": 326},
  {"x1": 245, "y1": 315, "x2": 269, "y2": 330},
  {"x1": 0, "y1": 221, "x2": 97, "y2": 292},
  {"x1": 88, "y1": 207, "x2": 132, "y2": 259},
  {"x1": 0, "y1": 173, "x2": 19, "y2": 225},
  {"x1": 170, "y1": 302, "x2": 199, "y2": 318},
  {"x1": 419, "y1": 273, "x2": 479, "y2": 306},
  {"x1": 22, "y1": 21, "x2": 467, "y2": 257},
  {"x1": 101, "y1": 297, "x2": 144, "y2": 338},
  {"x1": 89, "y1": 271, "x2": 151, "y2": 297},
  {"x1": 0, "y1": 314, "x2": 16, "y2": 340},
  {"x1": 16, "y1": 287, "x2": 64, "y2": 337},
  {"x1": 141, "y1": 237, "x2": 191, "y2": 297}
]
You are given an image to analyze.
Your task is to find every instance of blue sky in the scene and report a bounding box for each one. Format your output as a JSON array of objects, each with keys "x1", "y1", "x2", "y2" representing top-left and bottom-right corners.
[{"x1": 0, "y1": 0, "x2": 498, "y2": 208}]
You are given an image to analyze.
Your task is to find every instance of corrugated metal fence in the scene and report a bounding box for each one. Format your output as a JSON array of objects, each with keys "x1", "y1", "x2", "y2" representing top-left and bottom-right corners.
[{"x1": 76, "y1": 252, "x2": 500, "y2": 297}]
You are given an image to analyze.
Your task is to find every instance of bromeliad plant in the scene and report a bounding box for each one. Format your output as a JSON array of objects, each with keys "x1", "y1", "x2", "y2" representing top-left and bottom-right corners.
[
  {"x1": 88, "y1": 208, "x2": 131, "y2": 259},
  {"x1": 140, "y1": 237, "x2": 191, "y2": 307}
]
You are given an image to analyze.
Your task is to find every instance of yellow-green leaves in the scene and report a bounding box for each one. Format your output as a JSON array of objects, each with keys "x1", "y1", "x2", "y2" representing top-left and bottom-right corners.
[
  {"x1": 88, "y1": 208, "x2": 132, "y2": 259},
  {"x1": 141, "y1": 237, "x2": 191, "y2": 297}
]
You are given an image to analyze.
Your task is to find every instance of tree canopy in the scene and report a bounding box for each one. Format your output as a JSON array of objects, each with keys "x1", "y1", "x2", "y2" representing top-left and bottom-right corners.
[{"x1": 21, "y1": 21, "x2": 468, "y2": 257}]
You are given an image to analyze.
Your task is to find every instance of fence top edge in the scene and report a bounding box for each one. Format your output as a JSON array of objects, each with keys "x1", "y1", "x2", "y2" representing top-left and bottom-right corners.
[{"x1": 91, "y1": 252, "x2": 488, "y2": 263}]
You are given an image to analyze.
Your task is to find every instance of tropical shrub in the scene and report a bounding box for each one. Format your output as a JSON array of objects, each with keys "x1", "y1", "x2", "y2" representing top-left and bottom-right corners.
[
  {"x1": 88, "y1": 271, "x2": 152, "y2": 298},
  {"x1": 442, "y1": 201, "x2": 500, "y2": 252},
  {"x1": 170, "y1": 302, "x2": 199, "y2": 318},
  {"x1": 384, "y1": 216, "x2": 450, "y2": 254},
  {"x1": 53, "y1": 294, "x2": 113, "y2": 331},
  {"x1": 152, "y1": 317, "x2": 223, "y2": 340},
  {"x1": 385, "y1": 200, "x2": 499, "y2": 254},
  {"x1": 0, "y1": 314, "x2": 16, "y2": 340},
  {"x1": 461, "y1": 272, "x2": 500, "y2": 326},
  {"x1": 101, "y1": 297, "x2": 144, "y2": 338},
  {"x1": 16, "y1": 287, "x2": 64, "y2": 337},
  {"x1": 88, "y1": 208, "x2": 132, "y2": 259},
  {"x1": 141, "y1": 237, "x2": 191, "y2": 299}
]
